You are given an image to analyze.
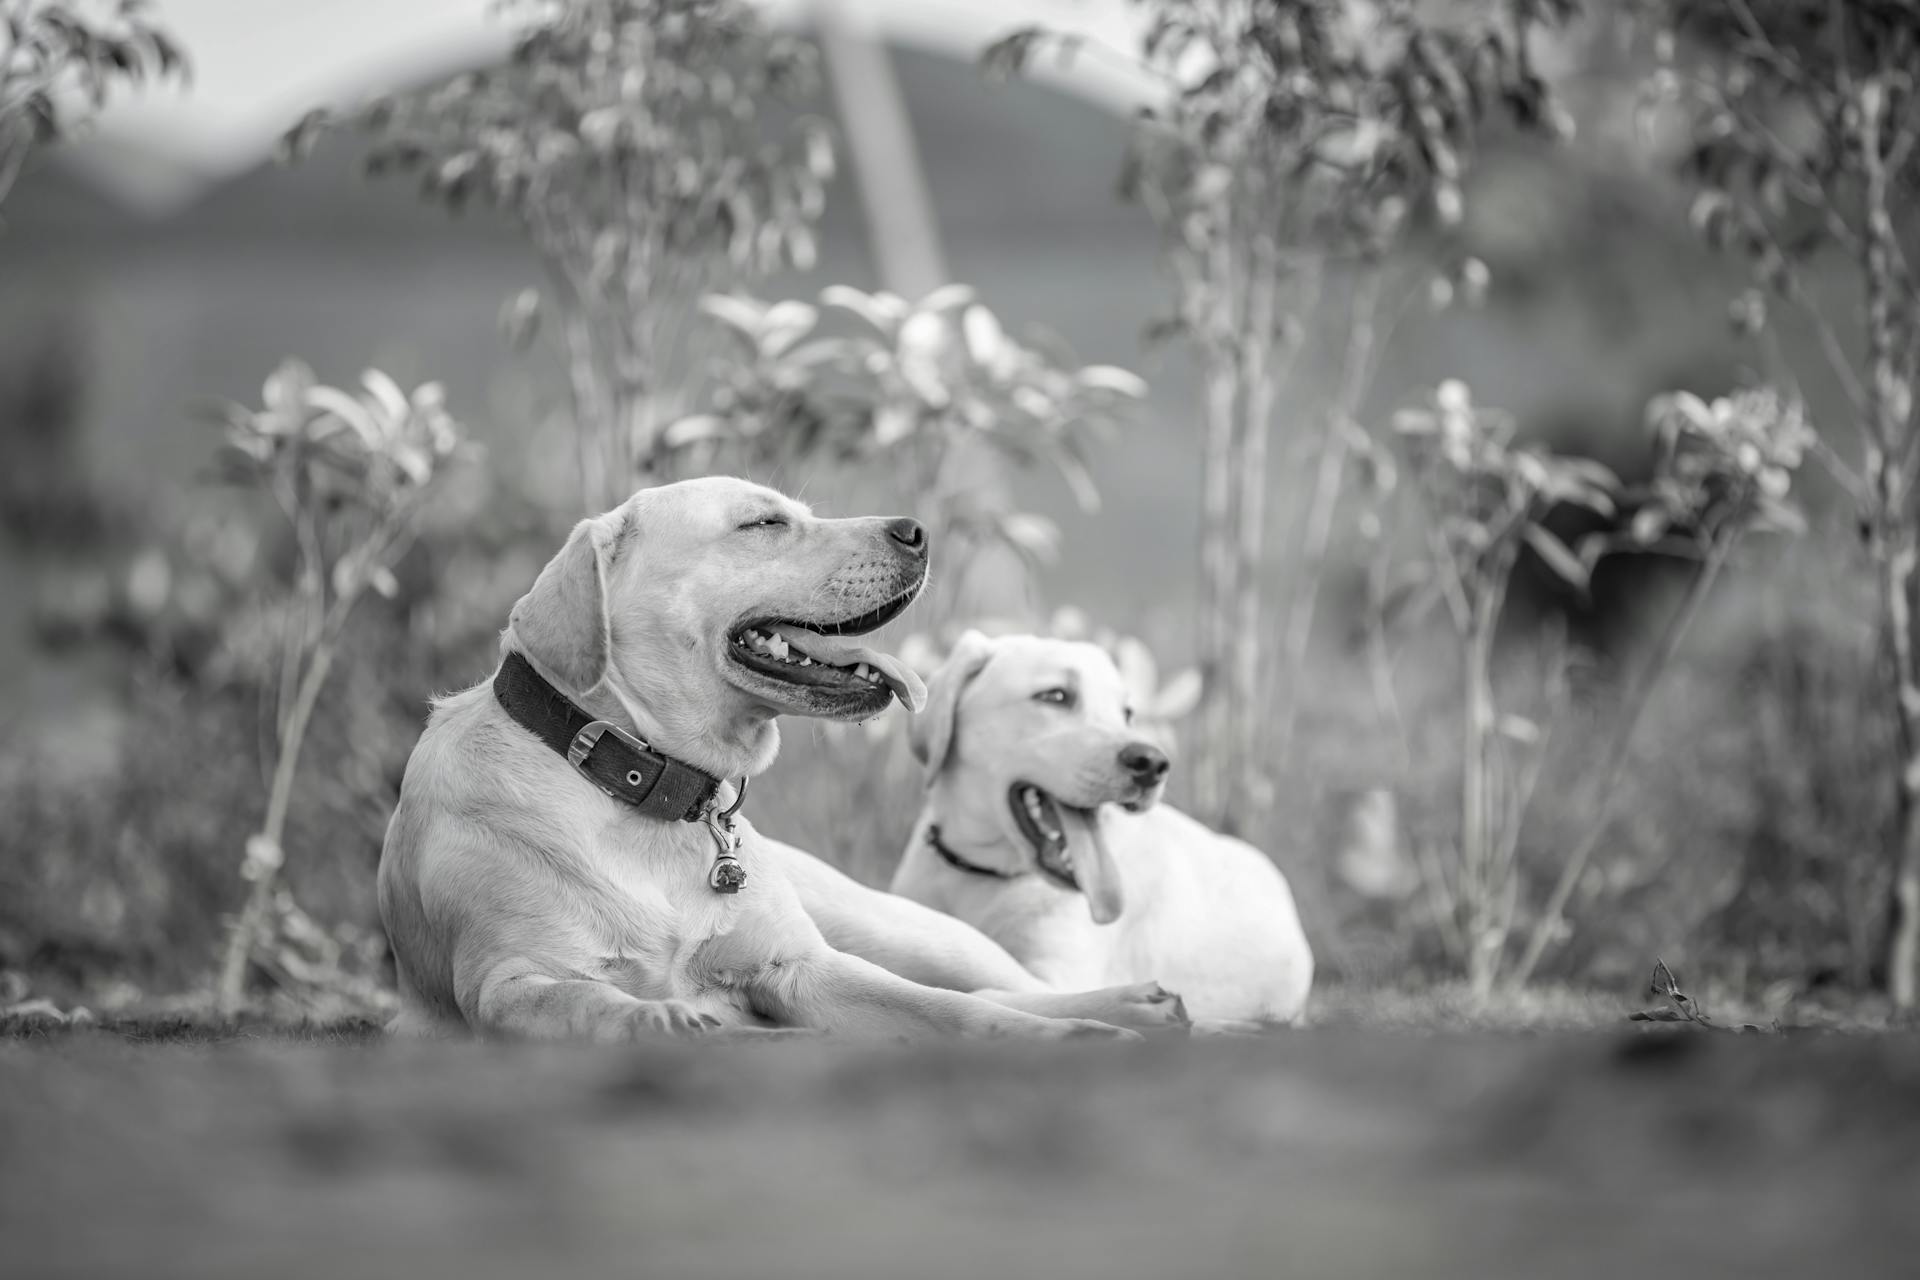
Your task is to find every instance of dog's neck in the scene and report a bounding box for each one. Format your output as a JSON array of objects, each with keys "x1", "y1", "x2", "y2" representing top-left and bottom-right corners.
[
  {"x1": 513, "y1": 649, "x2": 779, "y2": 782},
  {"x1": 917, "y1": 783, "x2": 1026, "y2": 877}
]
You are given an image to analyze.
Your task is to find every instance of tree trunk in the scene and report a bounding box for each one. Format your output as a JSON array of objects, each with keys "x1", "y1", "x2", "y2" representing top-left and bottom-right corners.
[
  {"x1": 1461, "y1": 588, "x2": 1499, "y2": 998},
  {"x1": 1877, "y1": 540, "x2": 1920, "y2": 1008},
  {"x1": 1227, "y1": 259, "x2": 1278, "y2": 830},
  {"x1": 1858, "y1": 80, "x2": 1920, "y2": 1009},
  {"x1": 1275, "y1": 271, "x2": 1376, "y2": 765},
  {"x1": 215, "y1": 641, "x2": 339, "y2": 1016},
  {"x1": 1195, "y1": 346, "x2": 1240, "y2": 825}
]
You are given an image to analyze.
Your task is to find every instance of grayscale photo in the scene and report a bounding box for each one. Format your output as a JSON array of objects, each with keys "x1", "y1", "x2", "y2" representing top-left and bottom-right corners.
[{"x1": 2, "y1": 1, "x2": 1916, "y2": 1276}]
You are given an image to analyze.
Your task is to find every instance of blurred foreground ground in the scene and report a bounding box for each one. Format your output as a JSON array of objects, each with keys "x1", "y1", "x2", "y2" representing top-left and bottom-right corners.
[{"x1": 4, "y1": 1007, "x2": 1918, "y2": 1280}]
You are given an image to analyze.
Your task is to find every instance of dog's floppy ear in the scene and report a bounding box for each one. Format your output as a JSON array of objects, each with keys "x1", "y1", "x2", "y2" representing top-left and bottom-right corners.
[
  {"x1": 507, "y1": 510, "x2": 626, "y2": 692},
  {"x1": 909, "y1": 629, "x2": 995, "y2": 779}
]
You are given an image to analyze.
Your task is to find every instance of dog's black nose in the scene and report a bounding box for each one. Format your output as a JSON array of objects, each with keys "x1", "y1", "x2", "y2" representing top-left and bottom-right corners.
[
  {"x1": 1119, "y1": 742, "x2": 1170, "y2": 784},
  {"x1": 886, "y1": 518, "x2": 928, "y2": 559}
]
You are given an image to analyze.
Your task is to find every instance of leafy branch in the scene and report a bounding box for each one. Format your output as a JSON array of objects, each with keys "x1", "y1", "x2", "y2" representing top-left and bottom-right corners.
[
  {"x1": 208, "y1": 361, "x2": 474, "y2": 1016},
  {"x1": 0, "y1": 0, "x2": 185, "y2": 214},
  {"x1": 282, "y1": 0, "x2": 832, "y2": 509},
  {"x1": 673, "y1": 285, "x2": 1145, "y2": 624}
]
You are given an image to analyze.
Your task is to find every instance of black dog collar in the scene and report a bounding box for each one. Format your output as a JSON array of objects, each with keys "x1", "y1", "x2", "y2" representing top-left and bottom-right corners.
[
  {"x1": 925, "y1": 824, "x2": 1020, "y2": 881},
  {"x1": 493, "y1": 650, "x2": 748, "y2": 892}
]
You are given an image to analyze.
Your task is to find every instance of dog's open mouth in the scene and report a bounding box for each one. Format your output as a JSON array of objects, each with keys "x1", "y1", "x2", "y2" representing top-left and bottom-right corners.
[
  {"x1": 1010, "y1": 783, "x2": 1084, "y2": 891},
  {"x1": 1008, "y1": 781, "x2": 1127, "y2": 924},
  {"x1": 726, "y1": 588, "x2": 926, "y2": 713}
]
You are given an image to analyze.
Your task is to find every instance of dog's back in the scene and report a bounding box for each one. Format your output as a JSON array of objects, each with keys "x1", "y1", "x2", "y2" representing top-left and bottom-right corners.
[
  {"x1": 1128, "y1": 805, "x2": 1313, "y2": 1024},
  {"x1": 377, "y1": 683, "x2": 504, "y2": 1036},
  {"x1": 896, "y1": 801, "x2": 1313, "y2": 1026}
]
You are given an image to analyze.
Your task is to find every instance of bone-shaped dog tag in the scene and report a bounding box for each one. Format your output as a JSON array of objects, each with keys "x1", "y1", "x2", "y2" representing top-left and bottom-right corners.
[{"x1": 706, "y1": 816, "x2": 747, "y2": 894}]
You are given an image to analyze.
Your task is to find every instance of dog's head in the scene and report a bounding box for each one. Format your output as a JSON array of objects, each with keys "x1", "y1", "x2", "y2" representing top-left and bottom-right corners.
[
  {"x1": 505, "y1": 476, "x2": 929, "y2": 778},
  {"x1": 909, "y1": 631, "x2": 1170, "y2": 924}
]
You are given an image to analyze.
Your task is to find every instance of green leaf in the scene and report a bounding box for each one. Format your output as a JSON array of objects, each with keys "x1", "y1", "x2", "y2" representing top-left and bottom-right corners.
[
  {"x1": 1522, "y1": 523, "x2": 1590, "y2": 590},
  {"x1": 757, "y1": 301, "x2": 818, "y2": 358},
  {"x1": 499, "y1": 288, "x2": 542, "y2": 351},
  {"x1": 262, "y1": 359, "x2": 316, "y2": 413},
  {"x1": 1077, "y1": 365, "x2": 1148, "y2": 398},
  {"x1": 303, "y1": 386, "x2": 381, "y2": 449},
  {"x1": 1051, "y1": 440, "x2": 1103, "y2": 514},
  {"x1": 820, "y1": 285, "x2": 908, "y2": 337},
  {"x1": 663, "y1": 415, "x2": 729, "y2": 448},
  {"x1": 919, "y1": 284, "x2": 979, "y2": 314},
  {"x1": 700, "y1": 293, "x2": 772, "y2": 341},
  {"x1": 360, "y1": 370, "x2": 410, "y2": 429}
]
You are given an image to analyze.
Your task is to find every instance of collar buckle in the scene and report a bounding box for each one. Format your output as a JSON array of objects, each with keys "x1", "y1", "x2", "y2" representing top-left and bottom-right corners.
[{"x1": 566, "y1": 719, "x2": 647, "y2": 772}]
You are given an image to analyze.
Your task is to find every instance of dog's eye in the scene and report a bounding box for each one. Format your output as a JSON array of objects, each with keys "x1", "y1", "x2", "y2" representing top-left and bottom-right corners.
[
  {"x1": 1034, "y1": 687, "x2": 1074, "y2": 707},
  {"x1": 738, "y1": 515, "x2": 789, "y2": 531}
]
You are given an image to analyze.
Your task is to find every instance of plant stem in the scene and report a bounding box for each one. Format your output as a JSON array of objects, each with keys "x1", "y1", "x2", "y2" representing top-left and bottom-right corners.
[
  {"x1": 1228, "y1": 244, "x2": 1280, "y2": 830},
  {"x1": 1508, "y1": 537, "x2": 1734, "y2": 989},
  {"x1": 1875, "y1": 537, "x2": 1920, "y2": 1008},
  {"x1": 1276, "y1": 269, "x2": 1381, "y2": 765},
  {"x1": 213, "y1": 636, "x2": 340, "y2": 1016},
  {"x1": 1461, "y1": 585, "x2": 1499, "y2": 998},
  {"x1": 1195, "y1": 289, "x2": 1241, "y2": 825},
  {"x1": 1855, "y1": 74, "x2": 1920, "y2": 1010}
]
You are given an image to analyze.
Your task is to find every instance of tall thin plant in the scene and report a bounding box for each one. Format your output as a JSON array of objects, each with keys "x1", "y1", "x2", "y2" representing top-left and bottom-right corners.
[
  {"x1": 1640, "y1": 0, "x2": 1920, "y2": 1004},
  {"x1": 1392, "y1": 380, "x2": 1618, "y2": 994},
  {"x1": 209, "y1": 361, "x2": 472, "y2": 1016},
  {"x1": 985, "y1": 0, "x2": 1577, "y2": 831}
]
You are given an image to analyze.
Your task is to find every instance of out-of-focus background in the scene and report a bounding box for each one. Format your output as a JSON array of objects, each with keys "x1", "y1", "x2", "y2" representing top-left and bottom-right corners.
[{"x1": 0, "y1": 0, "x2": 1913, "y2": 1025}]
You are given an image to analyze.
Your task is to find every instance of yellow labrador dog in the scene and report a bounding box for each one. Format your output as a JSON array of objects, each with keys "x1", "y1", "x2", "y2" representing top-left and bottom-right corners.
[
  {"x1": 891, "y1": 631, "x2": 1314, "y2": 1030},
  {"x1": 379, "y1": 477, "x2": 1185, "y2": 1041}
]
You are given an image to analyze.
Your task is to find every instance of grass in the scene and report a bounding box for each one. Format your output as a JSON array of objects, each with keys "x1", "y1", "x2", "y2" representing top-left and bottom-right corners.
[
  {"x1": 6, "y1": 973, "x2": 1911, "y2": 1048},
  {"x1": 4, "y1": 1004, "x2": 1918, "y2": 1280}
]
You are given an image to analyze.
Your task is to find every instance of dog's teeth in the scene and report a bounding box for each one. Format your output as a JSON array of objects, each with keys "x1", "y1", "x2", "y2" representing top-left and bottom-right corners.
[
  {"x1": 854, "y1": 663, "x2": 871, "y2": 682},
  {"x1": 767, "y1": 635, "x2": 789, "y2": 659},
  {"x1": 797, "y1": 656, "x2": 812, "y2": 666}
]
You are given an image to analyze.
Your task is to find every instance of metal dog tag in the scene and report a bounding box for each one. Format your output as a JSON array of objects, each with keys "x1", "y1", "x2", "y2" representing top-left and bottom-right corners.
[{"x1": 706, "y1": 814, "x2": 747, "y2": 894}]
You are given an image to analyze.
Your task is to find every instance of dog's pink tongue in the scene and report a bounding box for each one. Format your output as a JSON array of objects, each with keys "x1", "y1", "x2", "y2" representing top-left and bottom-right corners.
[
  {"x1": 1058, "y1": 804, "x2": 1125, "y2": 926},
  {"x1": 769, "y1": 625, "x2": 928, "y2": 711}
]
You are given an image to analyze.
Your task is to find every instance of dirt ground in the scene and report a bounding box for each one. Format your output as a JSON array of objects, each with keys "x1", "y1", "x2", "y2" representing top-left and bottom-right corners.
[{"x1": 3, "y1": 1020, "x2": 1918, "y2": 1280}]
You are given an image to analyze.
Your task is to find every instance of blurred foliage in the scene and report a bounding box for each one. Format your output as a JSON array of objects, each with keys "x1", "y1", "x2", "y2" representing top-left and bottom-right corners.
[
  {"x1": 0, "y1": 323, "x2": 105, "y2": 552},
  {"x1": 674, "y1": 284, "x2": 1144, "y2": 622},
  {"x1": 1393, "y1": 378, "x2": 1620, "y2": 601},
  {"x1": 283, "y1": 0, "x2": 833, "y2": 509},
  {"x1": 202, "y1": 361, "x2": 475, "y2": 1014},
  {"x1": 1389, "y1": 379, "x2": 1617, "y2": 992},
  {"x1": 1372, "y1": 377, "x2": 1818, "y2": 991},
  {"x1": 7, "y1": 0, "x2": 1920, "y2": 1020},
  {"x1": 1639, "y1": 0, "x2": 1920, "y2": 1007},
  {"x1": 987, "y1": 0, "x2": 1583, "y2": 833},
  {"x1": 0, "y1": 0, "x2": 186, "y2": 213}
]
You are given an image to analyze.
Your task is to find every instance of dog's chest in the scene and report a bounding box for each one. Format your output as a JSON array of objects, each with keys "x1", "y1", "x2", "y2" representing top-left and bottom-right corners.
[{"x1": 581, "y1": 814, "x2": 803, "y2": 997}]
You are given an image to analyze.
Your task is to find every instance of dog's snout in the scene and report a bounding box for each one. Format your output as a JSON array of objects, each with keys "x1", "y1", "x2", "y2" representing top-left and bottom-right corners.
[
  {"x1": 1119, "y1": 742, "x2": 1170, "y2": 785},
  {"x1": 886, "y1": 517, "x2": 928, "y2": 559}
]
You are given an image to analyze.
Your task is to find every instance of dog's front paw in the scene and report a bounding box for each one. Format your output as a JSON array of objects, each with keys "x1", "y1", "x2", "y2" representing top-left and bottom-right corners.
[
  {"x1": 1053, "y1": 1018, "x2": 1144, "y2": 1043},
  {"x1": 608, "y1": 999, "x2": 722, "y2": 1041},
  {"x1": 1094, "y1": 981, "x2": 1191, "y2": 1035}
]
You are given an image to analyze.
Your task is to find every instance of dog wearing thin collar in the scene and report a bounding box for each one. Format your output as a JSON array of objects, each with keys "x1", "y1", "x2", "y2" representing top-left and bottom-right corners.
[
  {"x1": 891, "y1": 631, "x2": 1314, "y2": 1031},
  {"x1": 378, "y1": 478, "x2": 1187, "y2": 1041}
]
